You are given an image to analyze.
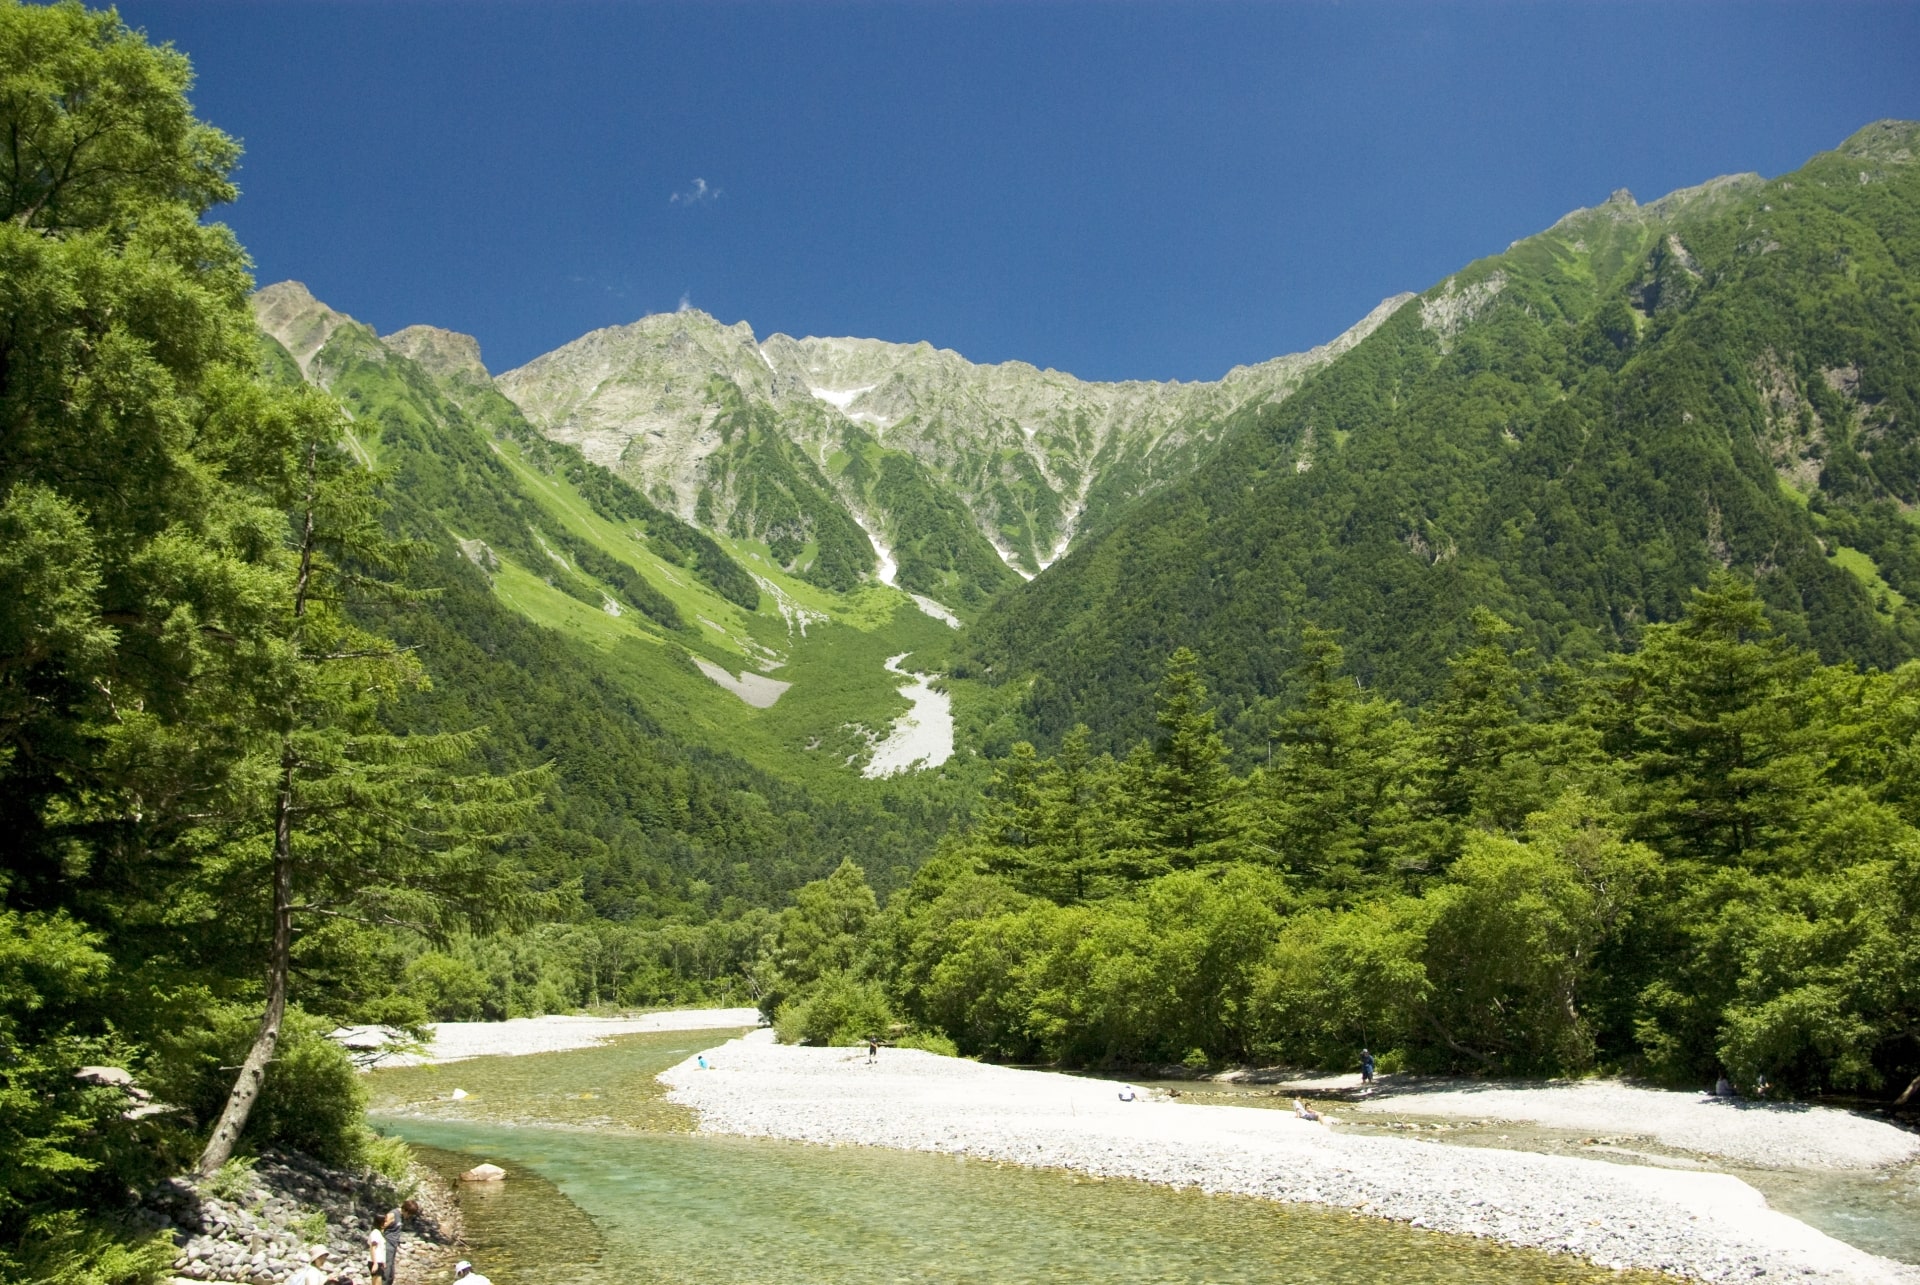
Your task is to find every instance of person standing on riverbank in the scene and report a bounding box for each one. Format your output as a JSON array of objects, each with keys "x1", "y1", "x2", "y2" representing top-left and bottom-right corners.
[
  {"x1": 1360, "y1": 1048, "x2": 1375, "y2": 1087},
  {"x1": 377, "y1": 1199, "x2": 416, "y2": 1285},
  {"x1": 366, "y1": 1227, "x2": 389, "y2": 1285}
]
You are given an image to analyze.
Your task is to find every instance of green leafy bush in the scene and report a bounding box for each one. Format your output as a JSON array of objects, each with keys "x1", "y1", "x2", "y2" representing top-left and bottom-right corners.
[
  {"x1": 774, "y1": 972, "x2": 897, "y2": 1046},
  {"x1": 153, "y1": 1007, "x2": 368, "y2": 1167}
]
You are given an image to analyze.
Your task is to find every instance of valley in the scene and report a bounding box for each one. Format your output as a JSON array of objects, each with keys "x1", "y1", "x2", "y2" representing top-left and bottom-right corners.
[{"x1": 7, "y1": 9, "x2": 1920, "y2": 1281}]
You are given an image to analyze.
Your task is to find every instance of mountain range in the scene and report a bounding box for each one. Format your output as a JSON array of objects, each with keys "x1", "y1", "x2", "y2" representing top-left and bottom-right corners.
[{"x1": 255, "y1": 118, "x2": 1920, "y2": 813}]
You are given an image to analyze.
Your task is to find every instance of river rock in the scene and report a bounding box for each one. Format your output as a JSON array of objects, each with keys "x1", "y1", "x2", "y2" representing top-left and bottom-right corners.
[{"x1": 460, "y1": 1163, "x2": 507, "y2": 1182}]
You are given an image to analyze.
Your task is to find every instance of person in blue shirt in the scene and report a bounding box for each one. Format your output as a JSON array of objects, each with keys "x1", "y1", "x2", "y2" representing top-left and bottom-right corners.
[{"x1": 1360, "y1": 1048, "x2": 1376, "y2": 1086}]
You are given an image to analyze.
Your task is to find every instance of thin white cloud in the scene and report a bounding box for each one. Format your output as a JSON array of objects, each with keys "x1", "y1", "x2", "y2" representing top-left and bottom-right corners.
[
  {"x1": 670, "y1": 177, "x2": 720, "y2": 206},
  {"x1": 677, "y1": 292, "x2": 693, "y2": 313}
]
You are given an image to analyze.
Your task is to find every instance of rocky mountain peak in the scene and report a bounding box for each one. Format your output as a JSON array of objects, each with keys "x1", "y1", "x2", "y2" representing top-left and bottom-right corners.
[
  {"x1": 253, "y1": 281, "x2": 359, "y2": 378},
  {"x1": 382, "y1": 325, "x2": 489, "y2": 384}
]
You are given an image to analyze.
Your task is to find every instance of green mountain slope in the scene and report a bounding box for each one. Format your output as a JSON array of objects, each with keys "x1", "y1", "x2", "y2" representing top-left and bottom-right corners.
[
  {"x1": 250, "y1": 284, "x2": 986, "y2": 904},
  {"x1": 968, "y1": 122, "x2": 1920, "y2": 754}
]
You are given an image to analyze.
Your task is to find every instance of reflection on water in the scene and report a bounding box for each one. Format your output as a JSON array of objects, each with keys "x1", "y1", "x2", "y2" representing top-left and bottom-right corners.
[{"x1": 371, "y1": 1036, "x2": 1665, "y2": 1285}]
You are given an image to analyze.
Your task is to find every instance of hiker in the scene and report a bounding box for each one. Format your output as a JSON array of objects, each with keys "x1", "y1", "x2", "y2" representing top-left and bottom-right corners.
[
  {"x1": 288, "y1": 1245, "x2": 331, "y2": 1285},
  {"x1": 867, "y1": 1037, "x2": 879, "y2": 1064},
  {"x1": 455, "y1": 1260, "x2": 494, "y2": 1285},
  {"x1": 376, "y1": 1199, "x2": 417, "y2": 1285},
  {"x1": 1360, "y1": 1047, "x2": 1376, "y2": 1086},
  {"x1": 366, "y1": 1227, "x2": 389, "y2": 1285}
]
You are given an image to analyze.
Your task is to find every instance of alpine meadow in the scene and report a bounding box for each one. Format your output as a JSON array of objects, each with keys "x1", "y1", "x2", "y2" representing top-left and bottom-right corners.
[{"x1": 4, "y1": 3, "x2": 1920, "y2": 1284}]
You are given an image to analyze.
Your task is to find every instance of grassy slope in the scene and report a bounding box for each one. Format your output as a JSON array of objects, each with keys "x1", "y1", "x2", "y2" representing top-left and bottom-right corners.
[{"x1": 260, "y1": 314, "x2": 999, "y2": 905}]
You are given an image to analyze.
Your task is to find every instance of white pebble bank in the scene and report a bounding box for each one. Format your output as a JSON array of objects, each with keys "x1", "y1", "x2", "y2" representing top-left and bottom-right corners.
[
  {"x1": 378, "y1": 1007, "x2": 761, "y2": 1066},
  {"x1": 1343, "y1": 1078, "x2": 1920, "y2": 1171},
  {"x1": 663, "y1": 1033, "x2": 1916, "y2": 1284}
]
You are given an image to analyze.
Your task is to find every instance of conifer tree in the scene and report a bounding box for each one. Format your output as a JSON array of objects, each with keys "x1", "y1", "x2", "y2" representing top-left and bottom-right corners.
[
  {"x1": 1608, "y1": 574, "x2": 1820, "y2": 866},
  {"x1": 1133, "y1": 648, "x2": 1237, "y2": 868},
  {"x1": 195, "y1": 403, "x2": 538, "y2": 1174},
  {"x1": 1256, "y1": 628, "x2": 1436, "y2": 896}
]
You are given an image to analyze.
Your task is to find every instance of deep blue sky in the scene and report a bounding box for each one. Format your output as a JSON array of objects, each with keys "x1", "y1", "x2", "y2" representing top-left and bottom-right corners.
[{"x1": 118, "y1": 2, "x2": 1920, "y2": 382}]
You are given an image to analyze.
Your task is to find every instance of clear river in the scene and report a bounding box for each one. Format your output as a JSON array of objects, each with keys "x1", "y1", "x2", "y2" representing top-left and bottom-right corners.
[{"x1": 367, "y1": 1032, "x2": 1675, "y2": 1285}]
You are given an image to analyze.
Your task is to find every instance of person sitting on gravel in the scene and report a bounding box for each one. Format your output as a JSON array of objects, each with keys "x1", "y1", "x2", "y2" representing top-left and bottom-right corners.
[
  {"x1": 455, "y1": 1258, "x2": 494, "y2": 1285},
  {"x1": 288, "y1": 1244, "x2": 331, "y2": 1285},
  {"x1": 1292, "y1": 1098, "x2": 1321, "y2": 1122}
]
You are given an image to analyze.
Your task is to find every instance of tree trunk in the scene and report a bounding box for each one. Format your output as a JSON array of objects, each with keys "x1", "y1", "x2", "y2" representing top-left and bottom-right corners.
[
  {"x1": 1895, "y1": 1073, "x2": 1920, "y2": 1107},
  {"x1": 198, "y1": 445, "x2": 318, "y2": 1176},
  {"x1": 197, "y1": 746, "x2": 297, "y2": 1174}
]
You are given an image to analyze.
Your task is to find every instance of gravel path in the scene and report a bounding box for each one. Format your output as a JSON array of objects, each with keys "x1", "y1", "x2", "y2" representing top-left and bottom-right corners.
[
  {"x1": 377, "y1": 1007, "x2": 761, "y2": 1066},
  {"x1": 663, "y1": 1033, "x2": 1915, "y2": 1284}
]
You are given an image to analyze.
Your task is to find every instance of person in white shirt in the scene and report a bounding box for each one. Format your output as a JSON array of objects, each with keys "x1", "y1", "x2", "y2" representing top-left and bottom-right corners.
[
  {"x1": 366, "y1": 1228, "x2": 389, "y2": 1285},
  {"x1": 456, "y1": 1258, "x2": 494, "y2": 1285}
]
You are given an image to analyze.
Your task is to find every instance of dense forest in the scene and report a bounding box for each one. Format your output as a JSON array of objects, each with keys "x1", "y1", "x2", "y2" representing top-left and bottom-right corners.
[{"x1": 765, "y1": 587, "x2": 1920, "y2": 1103}]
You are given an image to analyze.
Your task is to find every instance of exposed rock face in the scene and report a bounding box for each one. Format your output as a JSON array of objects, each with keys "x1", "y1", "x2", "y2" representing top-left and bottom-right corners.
[
  {"x1": 253, "y1": 282, "x2": 361, "y2": 381},
  {"x1": 382, "y1": 325, "x2": 490, "y2": 385},
  {"x1": 494, "y1": 296, "x2": 1413, "y2": 576},
  {"x1": 250, "y1": 279, "x2": 1411, "y2": 601}
]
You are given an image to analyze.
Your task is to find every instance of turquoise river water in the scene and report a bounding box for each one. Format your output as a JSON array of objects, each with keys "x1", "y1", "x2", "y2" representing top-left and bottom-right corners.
[{"x1": 365, "y1": 1031, "x2": 1905, "y2": 1285}]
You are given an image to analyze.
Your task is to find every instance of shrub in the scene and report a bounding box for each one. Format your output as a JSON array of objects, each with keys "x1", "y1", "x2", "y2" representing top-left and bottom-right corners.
[
  {"x1": 774, "y1": 971, "x2": 896, "y2": 1046},
  {"x1": 152, "y1": 1006, "x2": 368, "y2": 1167}
]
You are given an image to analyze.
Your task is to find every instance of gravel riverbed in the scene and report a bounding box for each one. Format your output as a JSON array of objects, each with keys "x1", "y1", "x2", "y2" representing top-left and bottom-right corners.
[
  {"x1": 369, "y1": 1007, "x2": 762, "y2": 1066},
  {"x1": 663, "y1": 1032, "x2": 1917, "y2": 1284}
]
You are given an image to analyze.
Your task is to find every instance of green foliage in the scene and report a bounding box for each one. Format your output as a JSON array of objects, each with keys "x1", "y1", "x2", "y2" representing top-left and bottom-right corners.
[
  {"x1": 972, "y1": 126, "x2": 1920, "y2": 757},
  {"x1": 704, "y1": 385, "x2": 873, "y2": 592},
  {"x1": 0, "y1": 910, "x2": 175, "y2": 1252},
  {"x1": 828, "y1": 589, "x2": 1920, "y2": 1093},
  {"x1": 865, "y1": 446, "x2": 1021, "y2": 608},
  {"x1": 1133, "y1": 649, "x2": 1240, "y2": 866},
  {"x1": 0, "y1": 1210, "x2": 175, "y2": 1285},
  {"x1": 201, "y1": 1155, "x2": 256, "y2": 1203},
  {"x1": 757, "y1": 859, "x2": 878, "y2": 1020},
  {"x1": 1249, "y1": 627, "x2": 1438, "y2": 896},
  {"x1": 773, "y1": 971, "x2": 898, "y2": 1046},
  {"x1": 152, "y1": 1007, "x2": 368, "y2": 1167}
]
